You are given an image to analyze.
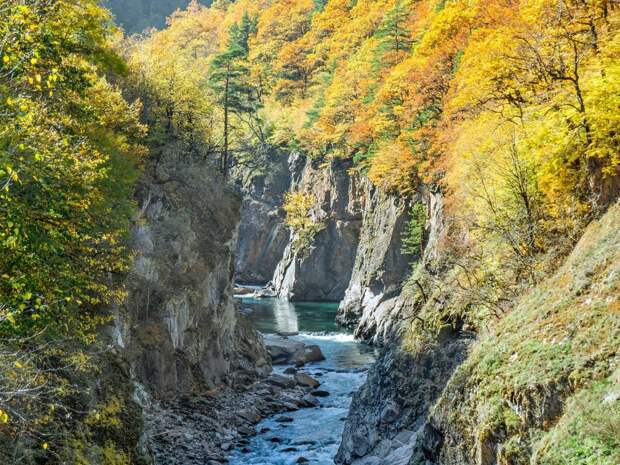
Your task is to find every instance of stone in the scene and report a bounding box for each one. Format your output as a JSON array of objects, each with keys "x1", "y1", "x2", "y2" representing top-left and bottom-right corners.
[
  {"x1": 237, "y1": 408, "x2": 262, "y2": 423},
  {"x1": 266, "y1": 374, "x2": 296, "y2": 389},
  {"x1": 380, "y1": 402, "x2": 400, "y2": 424},
  {"x1": 294, "y1": 373, "x2": 321, "y2": 389},
  {"x1": 302, "y1": 345, "x2": 326, "y2": 363},
  {"x1": 284, "y1": 367, "x2": 298, "y2": 375},
  {"x1": 296, "y1": 458, "x2": 309, "y2": 464},
  {"x1": 311, "y1": 390, "x2": 330, "y2": 397},
  {"x1": 300, "y1": 394, "x2": 320, "y2": 408},
  {"x1": 276, "y1": 416, "x2": 294, "y2": 423},
  {"x1": 264, "y1": 335, "x2": 325, "y2": 366}
]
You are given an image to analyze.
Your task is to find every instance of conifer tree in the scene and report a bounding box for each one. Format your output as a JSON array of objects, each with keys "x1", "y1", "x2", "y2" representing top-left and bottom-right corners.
[
  {"x1": 208, "y1": 12, "x2": 258, "y2": 177},
  {"x1": 376, "y1": 1, "x2": 412, "y2": 54}
]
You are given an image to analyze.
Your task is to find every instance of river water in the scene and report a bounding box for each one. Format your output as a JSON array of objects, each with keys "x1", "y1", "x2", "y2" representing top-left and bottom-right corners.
[{"x1": 229, "y1": 296, "x2": 377, "y2": 465}]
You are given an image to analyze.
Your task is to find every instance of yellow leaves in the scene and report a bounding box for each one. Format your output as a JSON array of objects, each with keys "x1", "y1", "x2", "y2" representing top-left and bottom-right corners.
[
  {"x1": 0, "y1": 409, "x2": 9, "y2": 424},
  {"x1": 2, "y1": 55, "x2": 9, "y2": 64},
  {"x1": 283, "y1": 191, "x2": 317, "y2": 231},
  {"x1": 42, "y1": 442, "x2": 48, "y2": 450},
  {"x1": 367, "y1": 139, "x2": 418, "y2": 193}
]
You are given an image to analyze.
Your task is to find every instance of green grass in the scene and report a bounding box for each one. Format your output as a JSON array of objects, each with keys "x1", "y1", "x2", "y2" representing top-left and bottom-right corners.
[{"x1": 430, "y1": 200, "x2": 620, "y2": 464}]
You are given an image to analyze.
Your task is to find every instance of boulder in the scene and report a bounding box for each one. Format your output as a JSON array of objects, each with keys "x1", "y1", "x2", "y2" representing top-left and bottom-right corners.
[
  {"x1": 266, "y1": 374, "x2": 296, "y2": 389},
  {"x1": 264, "y1": 335, "x2": 325, "y2": 366},
  {"x1": 294, "y1": 373, "x2": 321, "y2": 389}
]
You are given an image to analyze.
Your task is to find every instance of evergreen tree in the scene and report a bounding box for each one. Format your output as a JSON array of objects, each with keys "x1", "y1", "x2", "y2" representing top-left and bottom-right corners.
[
  {"x1": 208, "y1": 12, "x2": 259, "y2": 177},
  {"x1": 376, "y1": 1, "x2": 412, "y2": 54}
]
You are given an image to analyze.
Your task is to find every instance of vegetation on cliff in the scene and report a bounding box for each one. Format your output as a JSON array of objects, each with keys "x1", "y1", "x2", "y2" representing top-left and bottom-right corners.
[
  {"x1": 1, "y1": 0, "x2": 618, "y2": 463},
  {"x1": 0, "y1": 1, "x2": 145, "y2": 462}
]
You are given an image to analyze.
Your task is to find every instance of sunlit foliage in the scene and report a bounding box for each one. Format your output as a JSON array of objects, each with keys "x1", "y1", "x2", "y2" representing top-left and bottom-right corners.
[{"x1": 0, "y1": 0, "x2": 146, "y2": 339}]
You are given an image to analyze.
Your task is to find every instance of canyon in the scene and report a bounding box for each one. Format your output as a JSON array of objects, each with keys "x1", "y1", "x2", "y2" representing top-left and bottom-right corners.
[{"x1": 111, "y1": 146, "x2": 619, "y2": 465}]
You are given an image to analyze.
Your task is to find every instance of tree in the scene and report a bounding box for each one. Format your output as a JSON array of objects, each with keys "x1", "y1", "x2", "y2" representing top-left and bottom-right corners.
[
  {"x1": 208, "y1": 12, "x2": 259, "y2": 177},
  {"x1": 376, "y1": 0, "x2": 413, "y2": 55}
]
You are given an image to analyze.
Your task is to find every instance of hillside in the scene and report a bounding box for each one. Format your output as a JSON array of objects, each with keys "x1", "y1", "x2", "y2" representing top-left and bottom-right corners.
[{"x1": 0, "y1": 0, "x2": 618, "y2": 464}]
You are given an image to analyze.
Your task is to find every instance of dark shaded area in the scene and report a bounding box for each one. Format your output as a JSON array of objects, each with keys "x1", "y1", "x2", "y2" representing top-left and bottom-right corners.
[{"x1": 104, "y1": 0, "x2": 210, "y2": 34}]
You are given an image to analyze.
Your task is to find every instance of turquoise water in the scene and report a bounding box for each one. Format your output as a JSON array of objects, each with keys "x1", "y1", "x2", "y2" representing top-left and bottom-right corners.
[
  {"x1": 230, "y1": 296, "x2": 377, "y2": 465},
  {"x1": 239, "y1": 297, "x2": 341, "y2": 333}
]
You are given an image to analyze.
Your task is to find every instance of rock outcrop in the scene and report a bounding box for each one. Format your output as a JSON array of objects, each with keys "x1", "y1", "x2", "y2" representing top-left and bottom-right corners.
[
  {"x1": 336, "y1": 198, "x2": 620, "y2": 465},
  {"x1": 335, "y1": 331, "x2": 472, "y2": 465},
  {"x1": 115, "y1": 145, "x2": 270, "y2": 399},
  {"x1": 336, "y1": 179, "x2": 414, "y2": 344},
  {"x1": 233, "y1": 148, "x2": 293, "y2": 284},
  {"x1": 271, "y1": 157, "x2": 363, "y2": 301}
]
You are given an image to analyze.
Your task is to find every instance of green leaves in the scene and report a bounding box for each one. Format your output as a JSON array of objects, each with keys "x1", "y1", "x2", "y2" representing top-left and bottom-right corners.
[{"x1": 0, "y1": 0, "x2": 145, "y2": 339}]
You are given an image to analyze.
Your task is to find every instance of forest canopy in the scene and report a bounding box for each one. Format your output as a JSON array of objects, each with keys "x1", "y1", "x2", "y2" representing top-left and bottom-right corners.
[{"x1": 129, "y1": 0, "x2": 619, "y2": 295}]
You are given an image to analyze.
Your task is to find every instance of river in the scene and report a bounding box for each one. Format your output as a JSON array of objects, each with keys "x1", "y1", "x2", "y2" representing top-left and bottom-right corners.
[{"x1": 228, "y1": 296, "x2": 377, "y2": 465}]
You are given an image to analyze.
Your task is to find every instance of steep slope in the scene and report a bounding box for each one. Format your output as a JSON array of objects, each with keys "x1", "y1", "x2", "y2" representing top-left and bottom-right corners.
[
  {"x1": 336, "y1": 200, "x2": 620, "y2": 465},
  {"x1": 114, "y1": 145, "x2": 270, "y2": 399},
  {"x1": 427, "y1": 199, "x2": 620, "y2": 465},
  {"x1": 271, "y1": 157, "x2": 364, "y2": 301},
  {"x1": 336, "y1": 178, "x2": 413, "y2": 341},
  {"x1": 234, "y1": 148, "x2": 293, "y2": 285}
]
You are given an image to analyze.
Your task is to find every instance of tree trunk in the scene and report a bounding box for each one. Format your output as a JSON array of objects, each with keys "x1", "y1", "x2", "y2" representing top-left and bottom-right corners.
[{"x1": 223, "y1": 68, "x2": 230, "y2": 179}]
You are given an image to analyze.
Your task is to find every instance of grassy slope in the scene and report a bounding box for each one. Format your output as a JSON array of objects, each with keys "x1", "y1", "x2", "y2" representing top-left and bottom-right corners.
[{"x1": 432, "y1": 200, "x2": 620, "y2": 465}]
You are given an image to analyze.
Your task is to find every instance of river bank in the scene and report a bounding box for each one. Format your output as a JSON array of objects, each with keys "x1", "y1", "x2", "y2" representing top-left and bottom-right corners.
[{"x1": 228, "y1": 296, "x2": 377, "y2": 465}]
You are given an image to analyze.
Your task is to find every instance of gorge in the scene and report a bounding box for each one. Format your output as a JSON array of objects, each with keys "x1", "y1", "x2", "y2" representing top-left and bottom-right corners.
[{"x1": 1, "y1": 1, "x2": 619, "y2": 465}]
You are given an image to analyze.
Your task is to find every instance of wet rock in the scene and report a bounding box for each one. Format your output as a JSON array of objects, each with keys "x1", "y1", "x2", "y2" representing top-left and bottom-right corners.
[
  {"x1": 270, "y1": 437, "x2": 282, "y2": 443},
  {"x1": 284, "y1": 367, "x2": 298, "y2": 375},
  {"x1": 282, "y1": 402, "x2": 300, "y2": 412},
  {"x1": 301, "y1": 345, "x2": 326, "y2": 364},
  {"x1": 296, "y1": 457, "x2": 309, "y2": 464},
  {"x1": 276, "y1": 416, "x2": 294, "y2": 423},
  {"x1": 295, "y1": 373, "x2": 321, "y2": 389},
  {"x1": 264, "y1": 335, "x2": 325, "y2": 366},
  {"x1": 238, "y1": 426, "x2": 255, "y2": 436},
  {"x1": 312, "y1": 390, "x2": 330, "y2": 397},
  {"x1": 300, "y1": 394, "x2": 320, "y2": 408}
]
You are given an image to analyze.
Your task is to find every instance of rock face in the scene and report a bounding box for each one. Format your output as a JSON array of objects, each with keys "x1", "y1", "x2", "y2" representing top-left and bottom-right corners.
[
  {"x1": 271, "y1": 157, "x2": 363, "y2": 301},
  {"x1": 335, "y1": 329, "x2": 472, "y2": 465},
  {"x1": 234, "y1": 148, "x2": 293, "y2": 284},
  {"x1": 337, "y1": 197, "x2": 620, "y2": 465},
  {"x1": 115, "y1": 145, "x2": 270, "y2": 399},
  {"x1": 336, "y1": 179, "x2": 414, "y2": 344}
]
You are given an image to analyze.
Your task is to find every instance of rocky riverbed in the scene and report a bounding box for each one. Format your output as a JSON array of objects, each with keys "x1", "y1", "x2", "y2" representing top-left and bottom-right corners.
[{"x1": 144, "y1": 366, "x2": 325, "y2": 465}]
